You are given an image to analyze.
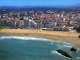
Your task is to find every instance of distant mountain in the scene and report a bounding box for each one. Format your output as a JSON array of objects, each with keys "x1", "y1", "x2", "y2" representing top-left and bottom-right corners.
[
  {"x1": 73, "y1": 3, "x2": 80, "y2": 6},
  {"x1": 0, "y1": 4, "x2": 80, "y2": 11},
  {"x1": 65, "y1": 3, "x2": 80, "y2": 10}
]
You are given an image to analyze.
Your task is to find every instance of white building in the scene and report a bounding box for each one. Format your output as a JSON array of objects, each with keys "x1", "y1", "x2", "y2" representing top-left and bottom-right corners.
[{"x1": 18, "y1": 18, "x2": 37, "y2": 28}]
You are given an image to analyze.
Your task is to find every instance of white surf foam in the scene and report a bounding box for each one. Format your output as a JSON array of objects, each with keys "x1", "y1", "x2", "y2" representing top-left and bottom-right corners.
[
  {"x1": 63, "y1": 45, "x2": 72, "y2": 48},
  {"x1": 55, "y1": 41, "x2": 71, "y2": 45},
  {"x1": 0, "y1": 36, "x2": 51, "y2": 41},
  {"x1": 0, "y1": 36, "x2": 72, "y2": 45},
  {"x1": 51, "y1": 50, "x2": 62, "y2": 55}
]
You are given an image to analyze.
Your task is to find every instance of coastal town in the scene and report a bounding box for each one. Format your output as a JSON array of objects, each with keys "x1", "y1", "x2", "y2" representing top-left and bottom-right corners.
[
  {"x1": 0, "y1": 7, "x2": 80, "y2": 31},
  {"x1": 1, "y1": 0, "x2": 80, "y2": 60}
]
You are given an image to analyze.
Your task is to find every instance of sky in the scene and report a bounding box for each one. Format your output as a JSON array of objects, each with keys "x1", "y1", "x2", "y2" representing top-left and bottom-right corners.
[{"x1": 0, "y1": 0, "x2": 80, "y2": 6}]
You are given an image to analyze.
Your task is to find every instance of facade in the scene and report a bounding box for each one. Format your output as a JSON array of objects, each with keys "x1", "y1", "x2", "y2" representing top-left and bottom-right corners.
[
  {"x1": 53, "y1": 25, "x2": 69, "y2": 31},
  {"x1": 45, "y1": 22, "x2": 57, "y2": 28},
  {"x1": 18, "y1": 19, "x2": 37, "y2": 28},
  {"x1": 19, "y1": 20, "x2": 24, "y2": 28},
  {"x1": 67, "y1": 20, "x2": 78, "y2": 26},
  {"x1": 6, "y1": 20, "x2": 13, "y2": 27}
]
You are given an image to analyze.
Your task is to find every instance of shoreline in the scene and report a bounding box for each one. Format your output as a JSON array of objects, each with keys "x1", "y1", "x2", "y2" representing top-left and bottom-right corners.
[{"x1": 0, "y1": 29, "x2": 80, "y2": 46}]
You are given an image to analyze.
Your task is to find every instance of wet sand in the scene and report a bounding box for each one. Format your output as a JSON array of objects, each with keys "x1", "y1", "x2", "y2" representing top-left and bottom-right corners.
[{"x1": 0, "y1": 29, "x2": 80, "y2": 46}]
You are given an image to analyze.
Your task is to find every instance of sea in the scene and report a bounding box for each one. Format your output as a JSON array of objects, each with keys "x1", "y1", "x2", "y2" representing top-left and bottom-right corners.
[{"x1": 0, "y1": 36, "x2": 80, "y2": 60}]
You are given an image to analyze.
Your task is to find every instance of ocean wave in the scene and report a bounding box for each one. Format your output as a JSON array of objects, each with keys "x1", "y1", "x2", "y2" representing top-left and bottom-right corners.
[
  {"x1": 0, "y1": 36, "x2": 51, "y2": 41},
  {"x1": 51, "y1": 50, "x2": 62, "y2": 55},
  {"x1": 51, "y1": 41, "x2": 72, "y2": 46},
  {"x1": 56, "y1": 41, "x2": 71, "y2": 45},
  {"x1": 63, "y1": 45, "x2": 72, "y2": 48},
  {"x1": 0, "y1": 36, "x2": 72, "y2": 45}
]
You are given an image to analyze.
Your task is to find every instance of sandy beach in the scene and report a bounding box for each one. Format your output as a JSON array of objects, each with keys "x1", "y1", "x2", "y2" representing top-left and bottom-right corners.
[{"x1": 0, "y1": 29, "x2": 80, "y2": 46}]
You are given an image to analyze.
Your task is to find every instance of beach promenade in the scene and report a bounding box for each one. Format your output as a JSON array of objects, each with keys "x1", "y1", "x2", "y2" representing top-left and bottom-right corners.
[{"x1": 0, "y1": 29, "x2": 80, "y2": 45}]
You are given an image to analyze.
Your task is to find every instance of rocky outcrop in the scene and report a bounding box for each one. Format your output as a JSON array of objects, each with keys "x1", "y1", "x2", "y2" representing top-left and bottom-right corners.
[
  {"x1": 70, "y1": 47, "x2": 77, "y2": 52},
  {"x1": 56, "y1": 50, "x2": 72, "y2": 58}
]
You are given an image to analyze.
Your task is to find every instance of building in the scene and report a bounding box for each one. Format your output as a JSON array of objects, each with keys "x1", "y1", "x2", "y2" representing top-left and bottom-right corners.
[
  {"x1": 19, "y1": 20, "x2": 24, "y2": 28},
  {"x1": 6, "y1": 20, "x2": 13, "y2": 27},
  {"x1": 45, "y1": 22, "x2": 57, "y2": 28},
  {"x1": 18, "y1": 18, "x2": 37, "y2": 28},
  {"x1": 53, "y1": 25, "x2": 69, "y2": 31}
]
